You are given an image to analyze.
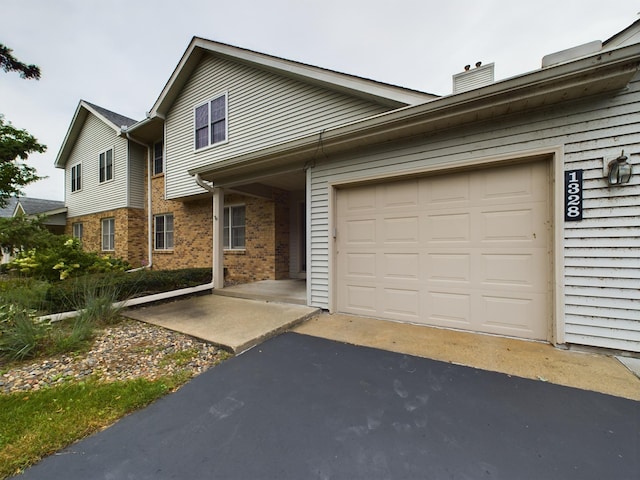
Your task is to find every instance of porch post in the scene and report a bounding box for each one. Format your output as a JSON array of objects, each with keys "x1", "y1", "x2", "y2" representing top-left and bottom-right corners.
[{"x1": 212, "y1": 187, "x2": 224, "y2": 289}]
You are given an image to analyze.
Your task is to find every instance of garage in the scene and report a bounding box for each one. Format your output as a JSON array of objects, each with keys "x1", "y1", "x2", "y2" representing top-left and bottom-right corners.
[{"x1": 335, "y1": 160, "x2": 551, "y2": 341}]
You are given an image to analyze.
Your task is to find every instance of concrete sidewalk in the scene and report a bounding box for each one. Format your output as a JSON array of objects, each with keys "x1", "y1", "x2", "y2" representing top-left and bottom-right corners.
[{"x1": 124, "y1": 294, "x2": 319, "y2": 353}]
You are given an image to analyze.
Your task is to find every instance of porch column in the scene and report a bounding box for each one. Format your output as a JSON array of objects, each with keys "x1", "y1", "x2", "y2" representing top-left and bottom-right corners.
[{"x1": 212, "y1": 187, "x2": 224, "y2": 289}]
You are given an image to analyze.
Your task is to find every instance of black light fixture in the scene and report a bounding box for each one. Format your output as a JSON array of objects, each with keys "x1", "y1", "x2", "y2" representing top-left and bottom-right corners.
[{"x1": 607, "y1": 150, "x2": 632, "y2": 186}]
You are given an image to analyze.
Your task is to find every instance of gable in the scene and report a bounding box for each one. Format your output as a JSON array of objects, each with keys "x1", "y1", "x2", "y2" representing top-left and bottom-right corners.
[{"x1": 164, "y1": 52, "x2": 400, "y2": 199}]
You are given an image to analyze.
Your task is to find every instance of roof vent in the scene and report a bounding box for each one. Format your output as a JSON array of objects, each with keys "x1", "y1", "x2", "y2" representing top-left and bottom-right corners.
[
  {"x1": 452, "y1": 62, "x2": 495, "y2": 94},
  {"x1": 541, "y1": 40, "x2": 602, "y2": 68}
]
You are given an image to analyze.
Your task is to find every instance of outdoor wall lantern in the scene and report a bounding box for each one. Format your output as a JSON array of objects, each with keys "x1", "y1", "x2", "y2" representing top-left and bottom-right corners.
[{"x1": 606, "y1": 150, "x2": 632, "y2": 186}]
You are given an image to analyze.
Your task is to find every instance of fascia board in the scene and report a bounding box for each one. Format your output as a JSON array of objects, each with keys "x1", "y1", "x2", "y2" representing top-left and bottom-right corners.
[{"x1": 190, "y1": 42, "x2": 640, "y2": 182}]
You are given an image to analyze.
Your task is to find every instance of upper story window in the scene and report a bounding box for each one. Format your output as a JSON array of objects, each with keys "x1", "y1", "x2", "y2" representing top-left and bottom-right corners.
[
  {"x1": 70, "y1": 163, "x2": 82, "y2": 192},
  {"x1": 223, "y1": 205, "x2": 245, "y2": 249},
  {"x1": 99, "y1": 148, "x2": 114, "y2": 183},
  {"x1": 153, "y1": 141, "x2": 164, "y2": 175},
  {"x1": 195, "y1": 93, "x2": 227, "y2": 150}
]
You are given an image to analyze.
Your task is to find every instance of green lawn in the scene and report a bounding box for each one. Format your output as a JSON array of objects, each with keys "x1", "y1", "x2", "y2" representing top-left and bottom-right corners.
[{"x1": 0, "y1": 373, "x2": 190, "y2": 479}]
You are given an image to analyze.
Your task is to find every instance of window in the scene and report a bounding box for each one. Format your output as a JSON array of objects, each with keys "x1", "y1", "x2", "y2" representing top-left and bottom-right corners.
[
  {"x1": 223, "y1": 205, "x2": 245, "y2": 249},
  {"x1": 71, "y1": 163, "x2": 81, "y2": 192},
  {"x1": 99, "y1": 148, "x2": 114, "y2": 183},
  {"x1": 72, "y1": 223, "x2": 83, "y2": 244},
  {"x1": 101, "y1": 218, "x2": 115, "y2": 251},
  {"x1": 195, "y1": 93, "x2": 227, "y2": 150},
  {"x1": 153, "y1": 141, "x2": 164, "y2": 175},
  {"x1": 154, "y1": 214, "x2": 174, "y2": 250}
]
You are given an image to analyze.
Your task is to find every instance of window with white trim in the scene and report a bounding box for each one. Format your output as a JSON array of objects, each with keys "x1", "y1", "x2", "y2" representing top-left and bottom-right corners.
[
  {"x1": 71, "y1": 163, "x2": 81, "y2": 192},
  {"x1": 153, "y1": 141, "x2": 164, "y2": 175},
  {"x1": 223, "y1": 205, "x2": 245, "y2": 249},
  {"x1": 154, "y1": 213, "x2": 174, "y2": 250},
  {"x1": 72, "y1": 222, "x2": 83, "y2": 244},
  {"x1": 195, "y1": 93, "x2": 227, "y2": 150},
  {"x1": 99, "y1": 148, "x2": 114, "y2": 183},
  {"x1": 101, "y1": 218, "x2": 115, "y2": 251}
]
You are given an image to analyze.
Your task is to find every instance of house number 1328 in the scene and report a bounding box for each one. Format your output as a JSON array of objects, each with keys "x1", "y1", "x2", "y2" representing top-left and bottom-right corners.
[{"x1": 564, "y1": 169, "x2": 583, "y2": 221}]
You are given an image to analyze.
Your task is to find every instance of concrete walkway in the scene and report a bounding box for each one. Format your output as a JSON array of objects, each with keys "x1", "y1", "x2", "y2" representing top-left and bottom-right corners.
[{"x1": 124, "y1": 294, "x2": 319, "y2": 353}]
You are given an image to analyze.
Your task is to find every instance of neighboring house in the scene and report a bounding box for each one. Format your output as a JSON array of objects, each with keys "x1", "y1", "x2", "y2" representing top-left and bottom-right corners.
[
  {"x1": 0, "y1": 197, "x2": 66, "y2": 263},
  {"x1": 54, "y1": 101, "x2": 146, "y2": 265},
  {"x1": 56, "y1": 20, "x2": 640, "y2": 353}
]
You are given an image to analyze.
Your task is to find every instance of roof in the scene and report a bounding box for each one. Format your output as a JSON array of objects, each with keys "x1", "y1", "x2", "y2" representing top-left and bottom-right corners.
[
  {"x1": 0, "y1": 197, "x2": 66, "y2": 218},
  {"x1": 54, "y1": 100, "x2": 138, "y2": 168},
  {"x1": 143, "y1": 37, "x2": 437, "y2": 122}
]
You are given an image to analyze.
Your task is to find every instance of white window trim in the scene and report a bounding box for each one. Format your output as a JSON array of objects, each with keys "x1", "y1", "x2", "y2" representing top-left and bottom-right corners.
[
  {"x1": 70, "y1": 162, "x2": 82, "y2": 193},
  {"x1": 193, "y1": 91, "x2": 229, "y2": 152},
  {"x1": 153, "y1": 141, "x2": 164, "y2": 176},
  {"x1": 101, "y1": 218, "x2": 115, "y2": 251},
  {"x1": 99, "y1": 147, "x2": 115, "y2": 184},
  {"x1": 72, "y1": 222, "x2": 83, "y2": 243},
  {"x1": 154, "y1": 213, "x2": 174, "y2": 251},
  {"x1": 223, "y1": 204, "x2": 245, "y2": 250}
]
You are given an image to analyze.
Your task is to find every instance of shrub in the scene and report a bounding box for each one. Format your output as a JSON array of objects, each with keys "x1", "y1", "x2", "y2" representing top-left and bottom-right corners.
[
  {"x1": 7, "y1": 237, "x2": 131, "y2": 282},
  {"x1": 0, "y1": 305, "x2": 45, "y2": 360}
]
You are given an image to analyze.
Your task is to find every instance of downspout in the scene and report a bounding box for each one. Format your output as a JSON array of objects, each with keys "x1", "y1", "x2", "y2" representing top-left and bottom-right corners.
[
  {"x1": 124, "y1": 130, "x2": 153, "y2": 271},
  {"x1": 194, "y1": 174, "x2": 220, "y2": 288}
]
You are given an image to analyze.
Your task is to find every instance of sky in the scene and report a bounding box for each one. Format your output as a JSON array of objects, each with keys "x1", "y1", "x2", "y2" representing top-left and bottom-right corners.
[{"x1": 1, "y1": 0, "x2": 638, "y2": 201}]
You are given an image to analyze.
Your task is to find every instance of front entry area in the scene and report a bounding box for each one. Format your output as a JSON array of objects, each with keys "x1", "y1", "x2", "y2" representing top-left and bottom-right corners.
[{"x1": 335, "y1": 160, "x2": 551, "y2": 341}]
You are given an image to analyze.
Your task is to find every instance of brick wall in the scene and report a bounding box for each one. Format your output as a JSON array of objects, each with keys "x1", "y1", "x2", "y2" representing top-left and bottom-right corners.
[
  {"x1": 148, "y1": 174, "x2": 213, "y2": 270},
  {"x1": 65, "y1": 207, "x2": 145, "y2": 266},
  {"x1": 223, "y1": 189, "x2": 290, "y2": 284}
]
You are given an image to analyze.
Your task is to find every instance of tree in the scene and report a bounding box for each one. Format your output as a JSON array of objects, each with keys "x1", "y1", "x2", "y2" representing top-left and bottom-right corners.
[
  {"x1": 0, "y1": 44, "x2": 46, "y2": 207},
  {"x1": 0, "y1": 44, "x2": 40, "y2": 79}
]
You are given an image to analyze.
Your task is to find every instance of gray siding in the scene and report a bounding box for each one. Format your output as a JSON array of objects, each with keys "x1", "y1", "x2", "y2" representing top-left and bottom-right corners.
[
  {"x1": 309, "y1": 74, "x2": 640, "y2": 352},
  {"x1": 165, "y1": 54, "x2": 391, "y2": 199},
  {"x1": 65, "y1": 114, "x2": 130, "y2": 217},
  {"x1": 128, "y1": 143, "x2": 146, "y2": 209}
]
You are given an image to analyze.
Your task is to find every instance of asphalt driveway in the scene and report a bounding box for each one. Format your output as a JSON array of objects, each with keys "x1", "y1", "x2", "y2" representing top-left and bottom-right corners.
[{"x1": 16, "y1": 333, "x2": 639, "y2": 479}]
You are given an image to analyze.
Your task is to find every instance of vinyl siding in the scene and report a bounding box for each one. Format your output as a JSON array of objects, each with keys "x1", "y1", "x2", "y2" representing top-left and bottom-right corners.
[
  {"x1": 128, "y1": 143, "x2": 146, "y2": 209},
  {"x1": 65, "y1": 114, "x2": 131, "y2": 217},
  {"x1": 165, "y1": 54, "x2": 391, "y2": 199},
  {"x1": 309, "y1": 74, "x2": 640, "y2": 351}
]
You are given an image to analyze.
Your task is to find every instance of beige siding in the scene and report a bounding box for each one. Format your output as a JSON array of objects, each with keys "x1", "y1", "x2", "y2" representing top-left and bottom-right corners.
[
  {"x1": 165, "y1": 54, "x2": 391, "y2": 199},
  {"x1": 65, "y1": 114, "x2": 130, "y2": 218},
  {"x1": 310, "y1": 74, "x2": 640, "y2": 351},
  {"x1": 128, "y1": 143, "x2": 146, "y2": 209}
]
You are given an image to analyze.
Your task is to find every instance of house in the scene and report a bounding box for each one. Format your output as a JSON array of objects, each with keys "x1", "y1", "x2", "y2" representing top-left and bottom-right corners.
[
  {"x1": 0, "y1": 196, "x2": 66, "y2": 263},
  {"x1": 56, "y1": 20, "x2": 640, "y2": 353}
]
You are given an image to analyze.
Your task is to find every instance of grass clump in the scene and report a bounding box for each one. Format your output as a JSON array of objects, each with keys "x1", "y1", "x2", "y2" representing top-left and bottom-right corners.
[{"x1": 0, "y1": 373, "x2": 190, "y2": 479}]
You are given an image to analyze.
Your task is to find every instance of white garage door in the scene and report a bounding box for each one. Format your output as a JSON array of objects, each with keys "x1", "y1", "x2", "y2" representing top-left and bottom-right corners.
[{"x1": 336, "y1": 161, "x2": 551, "y2": 340}]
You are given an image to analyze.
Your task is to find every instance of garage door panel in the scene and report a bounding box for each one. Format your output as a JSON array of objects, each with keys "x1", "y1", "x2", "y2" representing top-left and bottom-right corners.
[
  {"x1": 382, "y1": 180, "x2": 419, "y2": 209},
  {"x1": 345, "y1": 253, "x2": 376, "y2": 278},
  {"x1": 345, "y1": 219, "x2": 376, "y2": 244},
  {"x1": 336, "y1": 159, "x2": 550, "y2": 341},
  {"x1": 383, "y1": 288, "x2": 420, "y2": 319},
  {"x1": 425, "y1": 213, "x2": 470, "y2": 242},
  {"x1": 421, "y1": 173, "x2": 471, "y2": 205},
  {"x1": 382, "y1": 216, "x2": 419, "y2": 244},
  {"x1": 426, "y1": 253, "x2": 470, "y2": 283},
  {"x1": 425, "y1": 291, "x2": 471, "y2": 326},
  {"x1": 480, "y1": 294, "x2": 547, "y2": 338},
  {"x1": 384, "y1": 253, "x2": 420, "y2": 280}
]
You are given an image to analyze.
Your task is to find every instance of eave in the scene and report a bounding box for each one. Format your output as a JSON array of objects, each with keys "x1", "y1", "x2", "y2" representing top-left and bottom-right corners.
[
  {"x1": 149, "y1": 37, "x2": 437, "y2": 119},
  {"x1": 190, "y1": 43, "x2": 640, "y2": 187}
]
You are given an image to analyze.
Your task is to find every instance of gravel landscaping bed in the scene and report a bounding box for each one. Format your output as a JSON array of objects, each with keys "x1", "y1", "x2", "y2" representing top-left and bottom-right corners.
[{"x1": 0, "y1": 319, "x2": 229, "y2": 394}]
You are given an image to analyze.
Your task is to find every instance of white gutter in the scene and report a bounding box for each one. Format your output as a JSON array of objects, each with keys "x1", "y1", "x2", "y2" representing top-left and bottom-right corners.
[{"x1": 194, "y1": 173, "x2": 215, "y2": 193}]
